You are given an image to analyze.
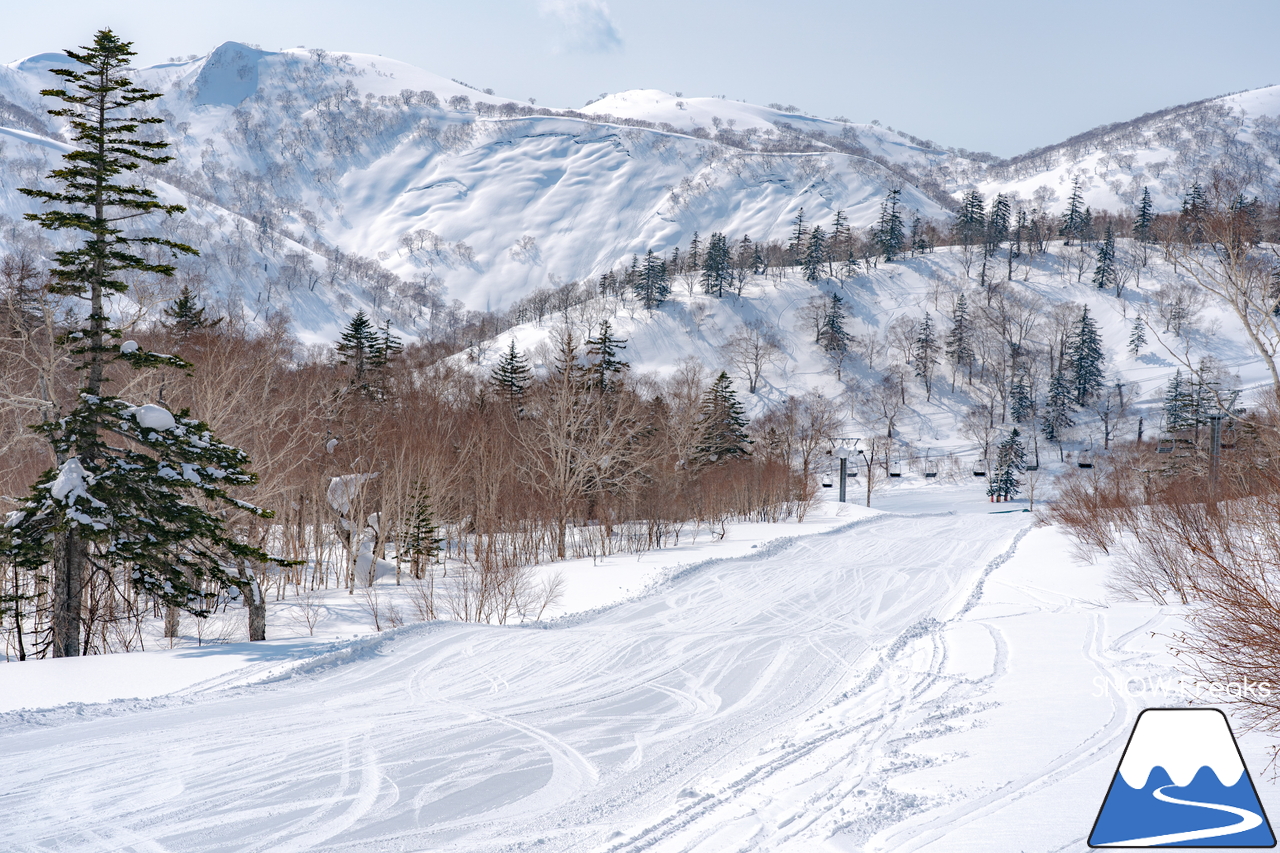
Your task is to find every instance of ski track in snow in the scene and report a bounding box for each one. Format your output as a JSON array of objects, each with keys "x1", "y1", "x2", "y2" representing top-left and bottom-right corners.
[{"x1": 0, "y1": 509, "x2": 1215, "y2": 852}]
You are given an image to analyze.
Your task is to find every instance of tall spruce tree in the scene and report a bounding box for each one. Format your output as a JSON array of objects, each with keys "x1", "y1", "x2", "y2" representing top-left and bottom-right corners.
[
  {"x1": 1092, "y1": 225, "x2": 1116, "y2": 291},
  {"x1": 1042, "y1": 367, "x2": 1075, "y2": 446},
  {"x1": 788, "y1": 208, "x2": 808, "y2": 263},
  {"x1": 490, "y1": 339, "x2": 532, "y2": 403},
  {"x1": 803, "y1": 225, "x2": 829, "y2": 281},
  {"x1": 875, "y1": 189, "x2": 906, "y2": 262},
  {"x1": 1128, "y1": 318, "x2": 1147, "y2": 355},
  {"x1": 988, "y1": 429, "x2": 1026, "y2": 501},
  {"x1": 1134, "y1": 187, "x2": 1155, "y2": 242},
  {"x1": 585, "y1": 320, "x2": 628, "y2": 393},
  {"x1": 956, "y1": 190, "x2": 986, "y2": 247},
  {"x1": 163, "y1": 284, "x2": 221, "y2": 342},
  {"x1": 635, "y1": 248, "x2": 670, "y2": 308},
  {"x1": 986, "y1": 193, "x2": 1011, "y2": 257},
  {"x1": 913, "y1": 312, "x2": 940, "y2": 400},
  {"x1": 817, "y1": 293, "x2": 851, "y2": 354},
  {"x1": 400, "y1": 481, "x2": 443, "y2": 580},
  {"x1": 1010, "y1": 368, "x2": 1034, "y2": 424},
  {"x1": 701, "y1": 232, "x2": 732, "y2": 296},
  {"x1": 1181, "y1": 182, "x2": 1208, "y2": 242},
  {"x1": 1060, "y1": 178, "x2": 1088, "y2": 245},
  {"x1": 1, "y1": 30, "x2": 279, "y2": 656},
  {"x1": 945, "y1": 293, "x2": 975, "y2": 389},
  {"x1": 693, "y1": 372, "x2": 752, "y2": 464},
  {"x1": 1164, "y1": 369, "x2": 1197, "y2": 432},
  {"x1": 1068, "y1": 306, "x2": 1105, "y2": 405}
]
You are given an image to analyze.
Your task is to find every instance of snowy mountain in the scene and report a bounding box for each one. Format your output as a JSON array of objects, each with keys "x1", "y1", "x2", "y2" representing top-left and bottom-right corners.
[
  {"x1": 2, "y1": 40, "x2": 1275, "y2": 343},
  {"x1": 0, "y1": 42, "x2": 947, "y2": 336}
]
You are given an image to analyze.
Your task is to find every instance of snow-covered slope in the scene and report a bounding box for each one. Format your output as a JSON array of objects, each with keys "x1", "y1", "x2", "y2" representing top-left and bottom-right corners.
[
  {"x1": 2, "y1": 489, "x2": 1271, "y2": 851},
  {"x1": 971, "y1": 86, "x2": 1280, "y2": 212},
  {"x1": 0, "y1": 42, "x2": 947, "y2": 335}
]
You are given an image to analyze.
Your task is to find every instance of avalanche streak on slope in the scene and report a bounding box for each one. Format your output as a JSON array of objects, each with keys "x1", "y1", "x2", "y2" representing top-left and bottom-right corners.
[{"x1": 0, "y1": 509, "x2": 1028, "y2": 852}]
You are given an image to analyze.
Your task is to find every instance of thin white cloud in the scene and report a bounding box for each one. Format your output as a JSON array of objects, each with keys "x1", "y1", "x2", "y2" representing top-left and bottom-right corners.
[{"x1": 541, "y1": 0, "x2": 623, "y2": 54}]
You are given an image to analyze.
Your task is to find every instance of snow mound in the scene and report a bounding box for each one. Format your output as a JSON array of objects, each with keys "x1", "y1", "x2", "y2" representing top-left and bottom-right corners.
[
  {"x1": 120, "y1": 340, "x2": 138, "y2": 354},
  {"x1": 49, "y1": 457, "x2": 94, "y2": 503},
  {"x1": 128, "y1": 404, "x2": 176, "y2": 432}
]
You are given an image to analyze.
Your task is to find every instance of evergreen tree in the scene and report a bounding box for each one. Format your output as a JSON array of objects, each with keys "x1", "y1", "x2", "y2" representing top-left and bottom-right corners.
[
  {"x1": 701, "y1": 232, "x2": 732, "y2": 296},
  {"x1": 817, "y1": 293, "x2": 851, "y2": 354},
  {"x1": 944, "y1": 293, "x2": 975, "y2": 389},
  {"x1": 1128, "y1": 318, "x2": 1147, "y2": 355},
  {"x1": 910, "y1": 213, "x2": 931, "y2": 255},
  {"x1": 370, "y1": 320, "x2": 403, "y2": 374},
  {"x1": 1059, "y1": 178, "x2": 1088, "y2": 245},
  {"x1": 1068, "y1": 306, "x2": 1105, "y2": 405},
  {"x1": 1180, "y1": 182, "x2": 1207, "y2": 242},
  {"x1": 490, "y1": 338, "x2": 532, "y2": 403},
  {"x1": 875, "y1": 189, "x2": 906, "y2": 261},
  {"x1": 831, "y1": 209, "x2": 851, "y2": 270},
  {"x1": 1, "y1": 29, "x2": 280, "y2": 657},
  {"x1": 1164, "y1": 369, "x2": 1197, "y2": 432},
  {"x1": 751, "y1": 241, "x2": 765, "y2": 276},
  {"x1": 1092, "y1": 225, "x2": 1116, "y2": 291},
  {"x1": 986, "y1": 193, "x2": 1011, "y2": 257},
  {"x1": 163, "y1": 284, "x2": 221, "y2": 341},
  {"x1": 1042, "y1": 367, "x2": 1075, "y2": 444},
  {"x1": 336, "y1": 310, "x2": 392, "y2": 398},
  {"x1": 585, "y1": 320, "x2": 628, "y2": 393},
  {"x1": 693, "y1": 371, "x2": 752, "y2": 464},
  {"x1": 987, "y1": 428, "x2": 1026, "y2": 501},
  {"x1": 1134, "y1": 186, "x2": 1155, "y2": 242},
  {"x1": 687, "y1": 231, "x2": 701, "y2": 271},
  {"x1": 634, "y1": 248, "x2": 670, "y2": 308},
  {"x1": 400, "y1": 482, "x2": 443, "y2": 579},
  {"x1": 788, "y1": 208, "x2": 808, "y2": 263},
  {"x1": 803, "y1": 225, "x2": 828, "y2": 281},
  {"x1": 956, "y1": 190, "x2": 986, "y2": 246},
  {"x1": 1010, "y1": 368, "x2": 1034, "y2": 423},
  {"x1": 913, "y1": 312, "x2": 940, "y2": 399}
]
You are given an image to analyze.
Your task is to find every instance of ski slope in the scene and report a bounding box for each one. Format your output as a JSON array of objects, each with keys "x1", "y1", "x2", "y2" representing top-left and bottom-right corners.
[{"x1": 3, "y1": 486, "x2": 1264, "y2": 852}]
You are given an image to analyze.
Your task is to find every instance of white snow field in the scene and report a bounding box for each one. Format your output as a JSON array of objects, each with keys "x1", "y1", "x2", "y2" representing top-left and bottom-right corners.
[{"x1": 3, "y1": 486, "x2": 1267, "y2": 852}]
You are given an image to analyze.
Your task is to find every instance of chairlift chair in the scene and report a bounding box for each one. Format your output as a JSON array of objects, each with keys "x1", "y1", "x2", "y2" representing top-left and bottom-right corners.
[
  {"x1": 1077, "y1": 449, "x2": 1094, "y2": 469},
  {"x1": 1025, "y1": 464, "x2": 1039, "y2": 472},
  {"x1": 973, "y1": 459, "x2": 987, "y2": 477},
  {"x1": 889, "y1": 461, "x2": 902, "y2": 478},
  {"x1": 1156, "y1": 436, "x2": 1175, "y2": 454},
  {"x1": 821, "y1": 470, "x2": 833, "y2": 488}
]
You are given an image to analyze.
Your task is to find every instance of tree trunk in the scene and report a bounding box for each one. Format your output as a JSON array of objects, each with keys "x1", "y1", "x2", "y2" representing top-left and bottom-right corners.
[
  {"x1": 164, "y1": 605, "x2": 181, "y2": 640},
  {"x1": 50, "y1": 528, "x2": 86, "y2": 657},
  {"x1": 238, "y1": 563, "x2": 267, "y2": 641}
]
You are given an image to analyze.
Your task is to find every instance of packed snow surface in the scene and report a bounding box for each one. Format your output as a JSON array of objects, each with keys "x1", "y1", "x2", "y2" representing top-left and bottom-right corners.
[{"x1": 2, "y1": 487, "x2": 1269, "y2": 851}]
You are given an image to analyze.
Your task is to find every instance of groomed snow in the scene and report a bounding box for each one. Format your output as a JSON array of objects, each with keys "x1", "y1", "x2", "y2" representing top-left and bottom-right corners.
[{"x1": 2, "y1": 485, "x2": 1268, "y2": 852}]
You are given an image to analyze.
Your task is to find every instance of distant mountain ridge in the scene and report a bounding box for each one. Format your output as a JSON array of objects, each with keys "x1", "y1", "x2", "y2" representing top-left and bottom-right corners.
[{"x1": 0, "y1": 40, "x2": 1276, "y2": 333}]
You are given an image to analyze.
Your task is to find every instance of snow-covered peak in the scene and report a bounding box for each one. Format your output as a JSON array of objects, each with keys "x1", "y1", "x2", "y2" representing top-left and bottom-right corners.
[
  {"x1": 1118, "y1": 709, "x2": 1245, "y2": 789},
  {"x1": 192, "y1": 42, "x2": 273, "y2": 107},
  {"x1": 6, "y1": 52, "x2": 70, "y2": 73}
]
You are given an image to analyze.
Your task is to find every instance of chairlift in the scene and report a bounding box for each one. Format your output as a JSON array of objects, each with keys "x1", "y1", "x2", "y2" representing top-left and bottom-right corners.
[
  {"x1": 1025, "y1": 464, "x2": 1039, "y2": 472},
  {"x1": 1156, "y1": 436, "x2": 1174, "y2": 454},
  {"x1": 1077, "y1": 449, "x2": 1094, "y2": 469},
  {"x1": 973, "y1": 459, "x2": 987, "y2": 477},
  {"x1": 822, "y1": 471, "x2": 833, "y2": 488},
  {"x1": 889, "y1": 461, "x2": 902, "y2": 478}
]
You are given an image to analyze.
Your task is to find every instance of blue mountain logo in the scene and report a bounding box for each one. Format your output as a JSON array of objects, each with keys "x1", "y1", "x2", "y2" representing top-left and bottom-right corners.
[{"x1": 1089, "y1": 708, "x2": 1275, "y2": 847}]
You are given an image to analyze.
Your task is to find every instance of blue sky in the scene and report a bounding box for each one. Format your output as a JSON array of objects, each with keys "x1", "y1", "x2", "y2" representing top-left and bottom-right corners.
[{"x1": 4, "y1": 0, "x2": 1278, "y2": 156}]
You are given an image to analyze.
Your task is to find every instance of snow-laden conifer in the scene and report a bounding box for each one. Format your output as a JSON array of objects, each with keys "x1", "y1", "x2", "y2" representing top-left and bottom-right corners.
[{"x1": 1, "y1": 30, "x2": 282, "y2": 656}]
